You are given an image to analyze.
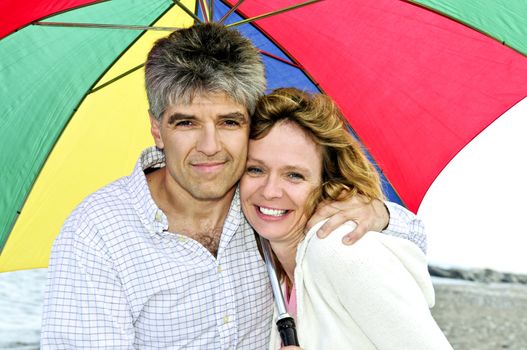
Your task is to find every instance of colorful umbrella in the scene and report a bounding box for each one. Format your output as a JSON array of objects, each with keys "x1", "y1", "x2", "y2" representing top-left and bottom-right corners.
[{"x1": 1, "y1": 0, "x2": 526, "y2": 272}]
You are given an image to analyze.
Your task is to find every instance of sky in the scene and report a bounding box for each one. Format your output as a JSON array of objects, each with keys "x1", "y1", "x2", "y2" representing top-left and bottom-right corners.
[{"x1": 418, "y1": 97, "x2": 527, "y2": 275}]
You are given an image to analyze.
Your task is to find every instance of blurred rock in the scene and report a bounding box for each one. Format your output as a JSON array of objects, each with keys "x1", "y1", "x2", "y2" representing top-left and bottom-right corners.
[{"x1": 429, "y1": 265, "x2": 527, "y2": 284}]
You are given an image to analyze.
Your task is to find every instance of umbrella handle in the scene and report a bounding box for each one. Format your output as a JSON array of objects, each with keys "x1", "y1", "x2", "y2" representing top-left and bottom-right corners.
[
  {"x1": 258, "y1": 234, "x2": 300, "y2": 346},
  {"x1": 277, "y1": 315, "x2": 299, "y2": 346}
]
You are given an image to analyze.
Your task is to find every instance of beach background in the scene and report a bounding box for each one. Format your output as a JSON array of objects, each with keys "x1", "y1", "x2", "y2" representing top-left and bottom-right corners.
[
  {"x1": 430, "y1": 268, "x2": 527, "y2": 350},
  {"x1": 1, "y1": 267, "x2": 526, "y2": 349},
  {"x1": 0, "y1": 269, "x2": 44, "y2": 350}
]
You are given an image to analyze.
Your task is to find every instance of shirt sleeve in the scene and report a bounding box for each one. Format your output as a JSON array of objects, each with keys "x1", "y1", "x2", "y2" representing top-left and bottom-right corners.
[
  {"x1": 382, "y1": 201, "x2": 427, "y2": 253},
  {"x1": 41, "y1": 209, "x2": 135, "y2": 349}
]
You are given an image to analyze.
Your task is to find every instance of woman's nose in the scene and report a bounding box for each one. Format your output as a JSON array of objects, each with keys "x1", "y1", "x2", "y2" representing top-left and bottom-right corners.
[{"x1": 261, "y1": 176, "x2": 282, "y2": 200}]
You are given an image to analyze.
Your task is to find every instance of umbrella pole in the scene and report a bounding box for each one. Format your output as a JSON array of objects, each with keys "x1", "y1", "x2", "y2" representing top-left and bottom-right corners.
[{"x1": 258, "y1": 235, "x2": 300, "y2": 346}]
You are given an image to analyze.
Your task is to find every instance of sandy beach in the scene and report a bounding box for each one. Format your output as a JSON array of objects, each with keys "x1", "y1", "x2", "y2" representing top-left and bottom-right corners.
[{"x1": 431, "y1": 278, "x2": 527, "y2": 350}]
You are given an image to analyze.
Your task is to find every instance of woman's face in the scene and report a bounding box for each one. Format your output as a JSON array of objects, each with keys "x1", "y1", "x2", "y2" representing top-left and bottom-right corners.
[{"x1": 240, "y1": 122, "x2": 323, "y2": 243}]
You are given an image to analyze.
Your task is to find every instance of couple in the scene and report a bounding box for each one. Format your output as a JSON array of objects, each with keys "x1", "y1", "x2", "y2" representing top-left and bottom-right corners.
[{"x1": 41, "y1": 23, "x2": 451, "y2": 349}]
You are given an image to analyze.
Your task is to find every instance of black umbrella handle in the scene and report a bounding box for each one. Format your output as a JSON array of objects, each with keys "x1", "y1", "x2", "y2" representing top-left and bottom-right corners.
[{"x1": 277, "y1": 316, "x2": 299, "y2": 346}]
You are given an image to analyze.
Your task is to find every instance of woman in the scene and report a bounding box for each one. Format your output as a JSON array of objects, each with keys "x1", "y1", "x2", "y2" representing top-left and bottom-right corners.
[{"x1": 240, "y1": 88, "x2": 452, "y2": 349}]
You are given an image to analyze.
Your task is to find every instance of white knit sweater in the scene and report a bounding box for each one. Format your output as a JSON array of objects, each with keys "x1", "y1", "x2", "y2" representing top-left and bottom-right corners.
[{"x1": 269, "y1": 220, "x2": 453, "y2": 350}]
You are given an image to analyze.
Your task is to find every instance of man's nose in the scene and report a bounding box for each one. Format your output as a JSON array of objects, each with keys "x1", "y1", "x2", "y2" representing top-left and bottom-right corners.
[{"x1": 196, "y1": 125, "x2": 221, "y2": 155}]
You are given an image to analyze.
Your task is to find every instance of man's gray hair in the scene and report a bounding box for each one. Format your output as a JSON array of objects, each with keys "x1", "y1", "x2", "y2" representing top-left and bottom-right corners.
[{"x1": 145, "y1": 23, "x2": 266, "y2": 120}]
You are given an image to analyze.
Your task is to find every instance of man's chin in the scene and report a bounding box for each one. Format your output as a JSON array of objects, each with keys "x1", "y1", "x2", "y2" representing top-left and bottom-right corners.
[{"x1": 188, "y1": 183, "x2": 237, "y2": 202}]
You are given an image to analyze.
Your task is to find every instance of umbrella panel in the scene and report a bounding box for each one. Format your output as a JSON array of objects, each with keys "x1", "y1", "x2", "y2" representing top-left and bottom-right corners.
[
  {"x1": 0, "y1": 1, "x2": 195, "y2": 271},
  {"x1": 410, "y1": 0, "x2": 527, "y2": 56},
  {"x1": 226, "y1": 0, "x2": 527, "y2": 212},
  {"x1": 2, "y1": 0, "x2": 527, "y2": 271}
]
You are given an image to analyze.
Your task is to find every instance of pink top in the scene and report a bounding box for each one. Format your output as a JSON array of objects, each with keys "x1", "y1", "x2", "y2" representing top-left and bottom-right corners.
[{"x1": 284, "y1": 283, "x2": 297, "y2": 319}]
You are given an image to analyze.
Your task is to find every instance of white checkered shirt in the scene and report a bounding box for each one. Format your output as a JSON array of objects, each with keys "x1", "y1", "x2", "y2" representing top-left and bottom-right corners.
[
  {"x1": 41, "y1": 147, "x2": 273, "y2": 349},
  {"x1": 384, "y1": 201, "x2": 427, "y2": 254},
  {"x1": 41, "y1": 147, "x2": 425, "y2": 349}
]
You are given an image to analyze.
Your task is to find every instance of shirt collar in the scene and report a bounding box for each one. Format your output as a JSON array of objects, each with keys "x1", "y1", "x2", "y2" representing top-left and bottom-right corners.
[
  {"x1": 128, "y1": 146, "x2": 168, "y2": 234},
  {"x1": 127, "y1": 146, "x2": 243, "y2": 240},
  {"x1": 219, "y1": 186, "x2": 242, "y2": 250}
]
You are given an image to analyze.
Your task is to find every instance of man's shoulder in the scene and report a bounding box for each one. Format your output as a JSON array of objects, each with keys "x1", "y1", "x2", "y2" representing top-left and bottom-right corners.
[
  {"x1": 76, "y1": 146, "x2": 160, "y2": 215},
  {"x1": 65, "y1": 176, "x2": 134, "y2": 227},
  {"x1": 83, "y1": 176, "x2": 131, "y2": 210},
  {"x1": 57, "y1": 174, "x2": 145, "y2": 248}
]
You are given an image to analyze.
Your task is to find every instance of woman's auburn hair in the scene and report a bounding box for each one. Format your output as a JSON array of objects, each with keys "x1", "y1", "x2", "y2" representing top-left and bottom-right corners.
[{"x1": 251, "y1": 87, "x2": 384, "y2": 220}]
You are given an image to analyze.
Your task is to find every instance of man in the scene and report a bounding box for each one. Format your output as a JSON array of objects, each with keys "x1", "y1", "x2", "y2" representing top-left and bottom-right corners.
[{"x1": 41, "y1": 23, "x2": 425, "y2": 348}]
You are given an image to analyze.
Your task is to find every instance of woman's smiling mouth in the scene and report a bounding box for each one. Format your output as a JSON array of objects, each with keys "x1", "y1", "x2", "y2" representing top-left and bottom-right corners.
[{"x1": 257, "y1": 205, "x2": 288, "y2": 217}]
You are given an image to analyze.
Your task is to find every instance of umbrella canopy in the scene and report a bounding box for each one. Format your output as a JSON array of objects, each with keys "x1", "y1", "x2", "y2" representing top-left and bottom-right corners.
[{"x1": 1, "y1": 0, "x2": 526, "y2": 272}]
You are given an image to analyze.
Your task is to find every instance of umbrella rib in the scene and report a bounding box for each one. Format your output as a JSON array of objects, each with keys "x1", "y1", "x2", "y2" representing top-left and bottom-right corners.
[
  {"x1": 226, "y1": 0, "x2": 321, "y2": 28},
  {"x1": 89, "y1": 63, "x2": 145, "y2": 93},
  {"x1": 88, "y1": 3, "x2": 178, "y2": 93},
  {"x1": 198, "y1": 0, "x2": 210, "y2": 23},
  {"x1": 209, "y1": 0, "x2": 214, "y2": 22},
  {"x1": 259, "y1": 50, "x2": 301, "y2": 68},
  {"x1": 218, "y1": 0, "x2": 245, "y2": 24},
  {"x1": 172, "y1": 0, "x2": 203, "y2": 23},
  {"x1": 34, "y1": 21, "x2": 182, "y2": 31}
]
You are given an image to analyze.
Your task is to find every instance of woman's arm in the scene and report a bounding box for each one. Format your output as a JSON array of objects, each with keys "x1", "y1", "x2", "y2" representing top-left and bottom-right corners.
[{"x1": 303, "y1": 223, "x2": 452, "y2": 350}]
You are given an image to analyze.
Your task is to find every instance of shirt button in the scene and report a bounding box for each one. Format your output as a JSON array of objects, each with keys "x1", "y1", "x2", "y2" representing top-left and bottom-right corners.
[
  {"x1": 223, "y1": 315, "x2": 230, "y2": 324},
  {"x1": 217, "y1": 265, "x2": 222, "y2": 273},
  {"x1": 155, "y1": 211, "x2": 162, "y2": 222},
  {"x1": 178, "y1": 235, "x2": 188, "y2": 242}
]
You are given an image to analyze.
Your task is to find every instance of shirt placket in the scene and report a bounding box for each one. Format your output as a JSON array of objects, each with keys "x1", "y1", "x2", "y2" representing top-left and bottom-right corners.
[{"x1": 214, "y1": 251, "x2": 238, "y2": 349}]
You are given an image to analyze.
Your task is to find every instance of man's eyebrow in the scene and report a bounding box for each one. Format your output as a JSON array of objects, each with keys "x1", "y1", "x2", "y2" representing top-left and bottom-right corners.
[
  {"x1": 167, "y1": 113, "x2": 194, "y2": 125},
  {"x1": 219, "y1": 112, "x2": 248, "y2": 122}
]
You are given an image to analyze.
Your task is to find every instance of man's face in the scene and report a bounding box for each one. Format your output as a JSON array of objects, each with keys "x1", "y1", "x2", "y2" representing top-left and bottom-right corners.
[{"x1": 150, "y1": 92, "x2": 249, "y2": 202}]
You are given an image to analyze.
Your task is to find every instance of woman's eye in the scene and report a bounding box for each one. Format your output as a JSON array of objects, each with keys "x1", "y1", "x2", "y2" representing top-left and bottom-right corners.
[
  {"x1": 246, "y1": 166, "x2": 262, "y2": 175},
  {"x1": 287, "y1": 172, "x2": 305, "y2": 181}
]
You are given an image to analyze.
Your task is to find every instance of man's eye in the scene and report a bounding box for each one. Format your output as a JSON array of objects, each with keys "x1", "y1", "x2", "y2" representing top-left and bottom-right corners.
[
  {"x1": 175, "y1": 120, "x2": 193, "y2": 127},
  {"x1": 287, "y1": 172, "x2": 305, "y2": 181},
  {"x1": 223, "y1": 119, "x2": 241, "y2": 127}
]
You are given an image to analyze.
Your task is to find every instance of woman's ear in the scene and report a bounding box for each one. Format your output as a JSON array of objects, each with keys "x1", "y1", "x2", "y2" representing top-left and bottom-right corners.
[{"x1": 149, "y1": 111, "x2": 164, "y2": 149}]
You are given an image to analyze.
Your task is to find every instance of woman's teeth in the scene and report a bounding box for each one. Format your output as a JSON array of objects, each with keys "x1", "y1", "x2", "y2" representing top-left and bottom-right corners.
[{"x1": 259, "y1": 206, "x2": 287, "y2": 217}]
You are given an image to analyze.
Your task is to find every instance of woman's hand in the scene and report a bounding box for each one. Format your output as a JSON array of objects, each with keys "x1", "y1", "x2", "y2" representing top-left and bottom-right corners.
[{"x1": 306, "y1": 194, "x2": 389, "y2": 245}]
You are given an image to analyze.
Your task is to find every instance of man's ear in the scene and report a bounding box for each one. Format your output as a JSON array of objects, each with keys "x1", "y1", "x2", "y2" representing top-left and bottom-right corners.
[{"x1": 149, "y1": 111, "x2": 164, "y2": 149}]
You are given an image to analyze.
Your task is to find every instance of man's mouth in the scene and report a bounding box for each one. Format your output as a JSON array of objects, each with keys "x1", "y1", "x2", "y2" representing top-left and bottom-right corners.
[{"x1": 191, "y1": 162, "x2": 226, "y2": 173}]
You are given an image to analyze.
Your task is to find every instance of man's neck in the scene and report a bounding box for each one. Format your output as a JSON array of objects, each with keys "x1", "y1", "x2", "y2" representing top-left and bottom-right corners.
[{"x1": 146, "y1": 167, "x2": 235, "y2": 256}]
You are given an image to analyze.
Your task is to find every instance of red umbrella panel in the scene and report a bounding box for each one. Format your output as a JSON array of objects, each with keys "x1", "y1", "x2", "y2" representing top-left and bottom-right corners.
[{"x1": 224, "y1": 0, "x2": 527, "y2": 212}]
